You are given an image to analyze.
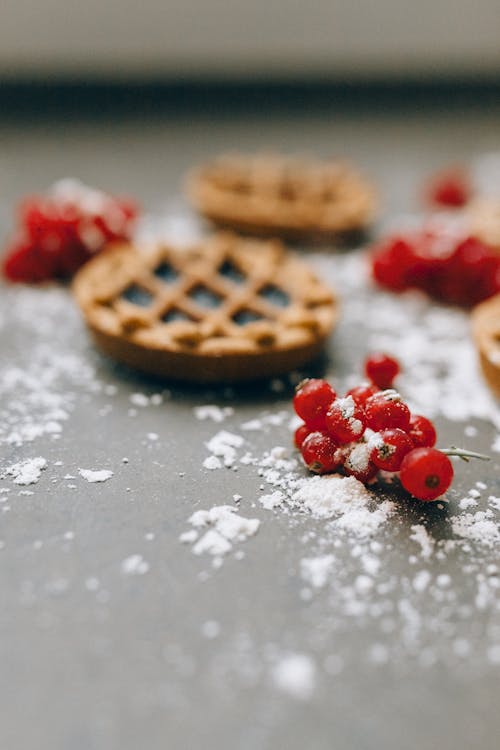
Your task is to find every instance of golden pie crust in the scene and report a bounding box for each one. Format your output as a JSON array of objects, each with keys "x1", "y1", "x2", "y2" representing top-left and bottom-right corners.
[
  {"x1": 187, "y1": 153, "x2": 377, "y2": 243},
  {"x1": 468, "y1": 197, "x2": 500, "y2": 252},
  {"x1": 73, "y1": 233, "x2": 339, "y2": 383},
  {"x1": 472, "y1": 293, "x2": 500, "y2": 396}
]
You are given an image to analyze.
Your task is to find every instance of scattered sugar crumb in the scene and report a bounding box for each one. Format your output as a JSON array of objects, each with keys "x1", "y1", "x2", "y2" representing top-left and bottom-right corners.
[
  {"x1": 78, "y1": 468, "x2": 113, "y2": 483},
  {"x1": 292, "y1": 475, "x2": 394, "y2": 538},
  {"x1": 179, "y1": 530, "x2": 198, "y2": 544},
  {"x1": 300, "y1": 555, "x2": 335, "y2": 588},
  {"x1": 201, "y1": 620, "x2": 220, "y2": 639},
  {"x1": 194, "y1": 405, "x2": 234, "y2": 422},
  {"x1": 1, "y1": 457, "x2": 47, "y2": 486},
  {"x1": 203, "y1": 455, "x2": 222, "y2": 470},
  {"x1": 410, "y1": 524, "x2": 435, "y2": 560},
  {"x1": 182, "y1": 505, "x2": 260, "y2": 559},
  {"x1": 271, "y1": 653, "x2": 316, "y2": 700},
  {"x1": 413, "y1": 570, "x2": 432, "y2": 592},
  {"x1": 130, "y1": 393, "x2": 150, "y2": 407},
  {"x1": 459, "y1": 496, "x2": 478, "y2": 511},
  {"x1": 120, "y1": 554, "x2": 150, "y2": 575},
  {"x1": 259, "y1": 490, "x2": 285, "y2": 510},
  {"x1": 241, "y1": 412, "x2": 289, "y2": 431},
  {"x1": 205, "y1": 431, "x2": 244, "y2": 468},
  {"x1": 451, "y1": 511, "x2": 500, "y2": 547},
  {"x1": 464, "y1": 425, "x2": 478, "y2": 437}
]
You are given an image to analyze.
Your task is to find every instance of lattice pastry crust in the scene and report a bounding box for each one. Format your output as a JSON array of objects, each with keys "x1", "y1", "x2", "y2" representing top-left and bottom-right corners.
[
  {"x1": 187, "y1": 153, "x2": 377, "y2": 242},
  {"x1": 472, "y1": 293, "x2": 500, "y2": 396},
  {"x1": 73, "y1": 233, "x2": 339, "y2": 382}
]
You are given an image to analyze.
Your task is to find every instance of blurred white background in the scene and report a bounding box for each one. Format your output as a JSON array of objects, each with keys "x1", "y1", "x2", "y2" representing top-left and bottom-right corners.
[{"x1": 1, "y1": 0, "x2": 499, "y2": 80}]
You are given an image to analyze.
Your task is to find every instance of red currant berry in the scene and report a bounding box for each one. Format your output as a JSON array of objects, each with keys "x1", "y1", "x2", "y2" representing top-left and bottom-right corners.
[
  {"x1": 3, "y1": 240, "x2": 56, "y2": 282},
  {"x1": 343, "y1": 443, "x2": 378, "y2": 483},
  {"x1": 293, "y1": 379, "x2": 336, "y2": 424},
  {"x1": 345, "y1": 383, "x2": 379, "y2": 406},
  {"x1": 325, "y1": 396, "x2": 366, "y2": 444},
  {"x1": 364, "y1": 352, "x2": 401, "y2": 389},
  {"x1": 407, "y1": 414, "x2": 437, "y2": 448},
  {"x1": 371, "y1": 237, "x2": 416, "y2": 291},
  {"x1": 369, "y1": 428, "x2": 413, "y2": 472},
  {"x1": 399, "y1": 447, "x2": 454, "y2": 501},
  {"x1": 364, "y1": 390, "x2": 411, "y2": 432},
  {"x1": 426, "y1": 167, "x2": 471, "y2": 209},
  {"x1": 300, "y1": 431, "x2": 341, "y2": 474},
  {"x1": 294, "y1": 424, "x2": 310, "y2": 449}
]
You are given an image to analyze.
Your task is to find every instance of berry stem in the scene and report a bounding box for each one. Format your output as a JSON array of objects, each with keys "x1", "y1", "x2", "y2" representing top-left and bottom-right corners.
[{"x1": 439, "y1": 446, "x2": 491, "y2": 462}]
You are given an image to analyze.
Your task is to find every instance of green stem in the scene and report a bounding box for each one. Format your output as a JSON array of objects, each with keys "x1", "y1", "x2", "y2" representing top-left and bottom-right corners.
[{"x1": 440, "y1": 446, "x2": 491, "y2": 463}]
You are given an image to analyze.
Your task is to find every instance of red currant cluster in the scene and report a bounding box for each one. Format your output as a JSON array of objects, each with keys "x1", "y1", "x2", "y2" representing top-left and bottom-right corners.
[
  {"x1": 371, "y1": 230, "x2": 500, "y2": 307},
  {"x1": 3, "y1": 179, "x2": 138, "y2": 283},
  {"x1": 293, "y1": 353, "x2": 454, "y2": 502}
]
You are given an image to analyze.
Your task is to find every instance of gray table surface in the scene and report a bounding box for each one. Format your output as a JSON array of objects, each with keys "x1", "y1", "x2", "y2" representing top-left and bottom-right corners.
[{"x1": 1, "y1": 93, "x2": 500, "y2": 750}]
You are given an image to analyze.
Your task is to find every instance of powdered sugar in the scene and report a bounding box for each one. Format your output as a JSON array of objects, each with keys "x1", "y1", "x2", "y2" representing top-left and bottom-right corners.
[
  {"x1": 292, "y1": 475, "x2": 395, "y2": 538},
  {"x1": 1, "y1": 456, "x2": 47, "y2": 485},
  {"x1": 300, "y1": 554, "x2": 335, "y2": 588},
  {"x1": 451, "y1": 511, "x2": 500, "y2": 547},
  {"x1": 259, "y1": 490, "x2": 285, "y2": 510},
  {"x1": 78, "y1": 468, "x2": 113, "y2": 483},
  {"x1": 182, "y1": 505, "x2": 260, "y2": 561},
  {"x1": 120, "y1": 554, "x2": 150, "y2": 575},
  {"x1": 0, "y1": 286, "x2": 98, "y2": 448},
  {"x1": 271, "y1": 653, "x2": 317, "y2": 700},
  {"x1": 194, "y1": 405, "x2": 234, "y2": 423},
  {"x1": 205, "y1": 431, "x2": 245, "y2": 468},
  {"x1": 410, "y1": 524, "x2": 435, "y2": 559}
]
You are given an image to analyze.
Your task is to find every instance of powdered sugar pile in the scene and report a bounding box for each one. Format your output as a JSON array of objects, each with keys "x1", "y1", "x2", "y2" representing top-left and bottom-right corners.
[
  {"x1": 203, "y1": 430, "x2": 245, "y2": 469},
  {"x1": 1, "y1": 456, "x2": 47, "y2": 485},
  {"x1": 293, "y1": 475, "x2": 396, "y2": 537},
  {"x1": 181, "y1": 505, "x2": 260, "y2": 562},
  {"x1": 78, "y1": 468, "x2": 114, "y2": 483}
]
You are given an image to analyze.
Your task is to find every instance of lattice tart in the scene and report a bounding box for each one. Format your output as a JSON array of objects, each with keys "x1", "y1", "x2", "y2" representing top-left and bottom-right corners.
[
  {"x1": 472, "y1": 293, "x2": 500, "y2": 396},
  {"x1": 187, "y1": 153, "x2": 377, "y2": 242},
  {"x1": 73, "y1": 233, "x2": 339, "y2": 383}
]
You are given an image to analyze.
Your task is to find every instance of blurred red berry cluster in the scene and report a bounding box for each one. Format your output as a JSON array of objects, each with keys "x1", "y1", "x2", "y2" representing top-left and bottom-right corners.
[
  {"x1": 371, "y1": 231, "x2": 500, "y2": 307},
  {"x1": 3, "y1": 179, "x2": 138, "y2": 283}
]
